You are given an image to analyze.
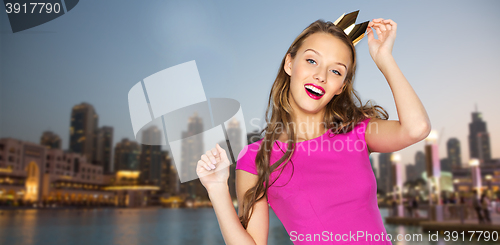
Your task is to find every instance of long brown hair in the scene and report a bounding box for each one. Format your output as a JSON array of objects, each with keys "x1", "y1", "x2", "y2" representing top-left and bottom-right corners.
[{"x1": 238, "y1": 19, "x2": 389, "y2": 229}]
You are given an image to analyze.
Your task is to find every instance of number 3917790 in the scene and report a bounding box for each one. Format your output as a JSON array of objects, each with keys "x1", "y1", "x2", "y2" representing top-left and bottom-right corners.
[
  {"x1": 5, "y1": 3, "x2": 61, "y2": 14},
  {"x1": 443, "y1": 231, "x2": 498, "y2": 241}
]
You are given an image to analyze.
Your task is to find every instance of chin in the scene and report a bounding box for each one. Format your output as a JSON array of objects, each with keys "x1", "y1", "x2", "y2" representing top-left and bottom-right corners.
[{"x1": 297, "y1": 101, "x2": 324, "y2": 114}]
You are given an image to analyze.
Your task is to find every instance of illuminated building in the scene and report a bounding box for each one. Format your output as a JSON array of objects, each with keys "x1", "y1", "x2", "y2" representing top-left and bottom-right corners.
[
  {"x1": 447, "y1": 138, "x2": 462, "y2": 170},
  {"x1": 179, "y1": 113, "x2": 204, "y2": 201},
  {"x1": 0, "y1": 138, "x2": 115, "y2": 206},
  {"x1": 95, "y1": 126, "x2": 114, "y2": 174},
  {"x1": 377, "y1": 152, "x2": 393, "y2": 194},
  {"x1": 113, "y1": 138, "x2": 140, "y2": 171},
  {"x1": 40, "y1": 131, "x2": 62, "y2": 149},
  {"x1": 0, "y1": 137, "x2": 162, "y2": 208},
  {"x1": 226, "y1": 118, "x2": 243, "y2": 202},
  {"x1": 139, "y1": 126, "x2": 162, "y2": 186},
  {"x1": 468, "y1": 110, "x2": 491, "y2": 164},
  {"x1": 69, "y1": 102, "x2": 98, "y2": 162}
]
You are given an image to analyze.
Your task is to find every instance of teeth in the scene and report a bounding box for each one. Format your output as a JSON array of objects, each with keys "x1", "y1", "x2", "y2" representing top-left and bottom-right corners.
[{"x1": 305, "y1": 85, "x2": 324, "y2": 95}]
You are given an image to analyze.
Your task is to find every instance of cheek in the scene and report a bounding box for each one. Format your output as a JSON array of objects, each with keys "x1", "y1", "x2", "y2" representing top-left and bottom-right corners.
[
  {"x1": 289, "y1": 76, "x2": 301, "y2": 95},
  {"x1": 326, "y1": 81, "x2": 343, "y2": 96},
  {"x1": 291, "y1": 61, "x2": 309, "y2": 78},
  {"x1": 289, "y1": 65, "x2": 307, "y2": 89}
]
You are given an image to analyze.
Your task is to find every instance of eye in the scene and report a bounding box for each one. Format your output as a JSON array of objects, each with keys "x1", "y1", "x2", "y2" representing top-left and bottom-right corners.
[
  {"x1": 307, "y1": 58, "x2": 342, "y2": 76},
  {"x1": 306, "y1": 59, "x2": 316, "y2": 65},
  {"x1": 331, "y1": 70, "x2": 342, "y2": 76}
]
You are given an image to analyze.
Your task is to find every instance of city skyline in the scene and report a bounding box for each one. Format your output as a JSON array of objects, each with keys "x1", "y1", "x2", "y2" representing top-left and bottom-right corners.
[
  {"x1": 1, "y1": 0, "x2": 499, "y2": 170},
  {"x1": 4, "y1": 99, "x2": 494, "y2": 174},
  {"x1": 0, "y1": 99, "x2": 496, "y2": 207}
]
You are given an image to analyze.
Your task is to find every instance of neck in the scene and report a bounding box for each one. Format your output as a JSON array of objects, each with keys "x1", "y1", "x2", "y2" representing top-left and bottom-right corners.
[{"x1": 278, "y1": 108, "x2": 327, "y2": 143}]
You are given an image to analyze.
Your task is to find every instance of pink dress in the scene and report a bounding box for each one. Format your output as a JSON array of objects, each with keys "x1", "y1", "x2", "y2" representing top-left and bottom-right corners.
[{"x1": 236, "y1": 117, "x2": 392, "y2": 244}]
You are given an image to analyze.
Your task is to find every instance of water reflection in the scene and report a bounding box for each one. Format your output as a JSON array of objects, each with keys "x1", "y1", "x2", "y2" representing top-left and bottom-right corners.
[
  {"x1": 112, "y1": 209, "x2": 140, "y2": 245},
  {"x1": 0, "y1": 208, "x2": 496, "y2": 245}
]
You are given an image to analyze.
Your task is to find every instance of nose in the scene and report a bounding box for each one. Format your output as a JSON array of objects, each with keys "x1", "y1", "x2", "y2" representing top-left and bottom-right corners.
[{"x1": 313, "y1": 69, "x2": 327, "y2": 83}]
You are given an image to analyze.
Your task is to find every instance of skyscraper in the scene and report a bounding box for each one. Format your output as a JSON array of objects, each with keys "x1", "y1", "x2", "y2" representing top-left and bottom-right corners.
[
  {"x1": 226, "y1": 118, "x2": 243, "y2": 163},
  {"x1": 447, "y1": 138, "x2": 462, "y2": 169},
  {"x1": 139, "y1": 126, "x2": 162, "y2": 186},
  {"x1": 40, "y1": 131, "x2": 61, "y2": 149},
  {"x1": 225, "y1": 118, "x2": 243, "y2": 202},
  {"x1": 414, "y1": 151, "x2": 426, "y2": 179},
  {"x1": 180, "y1": 112, "x2": 204, "y2": 200},
  {"x1": 477, "y1": 132, "x2": 492, "y2": 164},
  {"x1": 69, "y1": 102, "x2": 98, "y2": 162},
  {"x1": 377, "y1": 152, "x2": 393, "y2": 194},
  {"x1": 405, "y1": 164, "x2": 417, "y2": 182},
  {"x1": 440, "y1": 158, "x2": 451, "y2": 172},
  {"x1": 113, "y1": 138, "x2": 140, "y2": 171},
  {"x1": 95, "y1": 126, "x2": 114, "y2": 174},
  {"x1": 160, "y1": 150, "x2": 178, "y2": 195},
  {"x1": 468, "y1": 110, "x2": 491, "y2": 164}
]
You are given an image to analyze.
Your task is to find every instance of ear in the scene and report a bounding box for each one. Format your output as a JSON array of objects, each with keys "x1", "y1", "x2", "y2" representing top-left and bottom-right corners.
[
  {"x1": 284, "y1": 53, "x2": 292, "y2": 76},
  {"x1": 335, "y1": 83, "x2": 347, "y2": 96}
]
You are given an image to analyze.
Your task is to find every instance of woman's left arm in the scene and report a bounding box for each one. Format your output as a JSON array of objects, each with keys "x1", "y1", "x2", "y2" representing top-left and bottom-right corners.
[{"x1": 365, "y1": 18, "x2": 431, "y2": 153}]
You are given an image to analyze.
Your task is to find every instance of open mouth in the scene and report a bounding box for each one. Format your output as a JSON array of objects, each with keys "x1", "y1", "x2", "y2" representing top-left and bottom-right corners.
[{"x1": 304, "y1": 84, "x2": 325, "y2": 100}]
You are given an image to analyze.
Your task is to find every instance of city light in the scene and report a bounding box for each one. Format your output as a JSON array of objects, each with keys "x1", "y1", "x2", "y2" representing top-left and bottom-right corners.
[
  {"x1": 469, "y1": 158, "x2": 479, "y2": 167},
  {"x1": 103, "y1": 186, "x2": 160, "y2": 191},
  {"x1": 424, "y1": 129, "x2": 438, "y2": 145},
  {"x1": 390, "y1": 153, "x2": 401, "y2": 163},
  {"x1": 116, "y1": 171, "x2": 141, "y2": 179}
]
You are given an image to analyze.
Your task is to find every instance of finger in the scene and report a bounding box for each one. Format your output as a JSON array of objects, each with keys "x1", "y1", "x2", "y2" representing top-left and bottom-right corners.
[
  {"x1": 198, "y1": 160, "x2": 212, "y2": 171},
  {"x1": 197, "y1": 161, "x2": 214, "y2": 179},
  {"x1": 370, "y1": 22, "x2": 386, "y2": 29},
  {"x1": 374, "y1": 22, "x2": 392, "y2": 35},
  {"x1": 211, "y1": 147, "x2": 221, "y2": 162},
  {"x1": 200, "y1": 155, "x2": 211, "y2": 169},
  {"x1": 386, "y1": 23, "x2": 392, "y2": 31},
  {"x1": 205, "y1": 150, "x2": 217, "y2": 165},
  {"x1": 196, "y1": 160, "x2": 209, "y2": 174},
  {"x1": 383, "y1": 19, "x2": 395, "y2": 25},
  {"x1": 216, "y1": 143, "x2": 226, "y2": 157},
  {"x1": 383, "y1": 19, "x2": 397, "y2": 31},
  {"x1": 367, "y1": 27, "x2": 375, "y2": 42},
  {"x1": 372, "y1": 18, "x2": 383, "y2": 22},
  {"x1": 201, "y1": 154, "x2": 216, "y2": 169},
  {"x1": 378, "y1": 23, "x2": 386, "y2": 32},
  {"x1": 216, "y1": 144, "x2": 230, "y2": 167},
  {"x1": 205, "y1": 161, "x2": 214, "y2": 171},
  {"x1": 373, "y1": 26, "x2": 382, "y2": 36}
]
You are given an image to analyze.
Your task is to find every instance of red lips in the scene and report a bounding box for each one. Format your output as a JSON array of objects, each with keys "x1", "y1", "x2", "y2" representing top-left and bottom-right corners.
[
  {"x1": 304, "y1": 83, "x2": 325, "y2": 100},
  {"x1": 304, "y1": 83, "x2": 325, "y2": 94}
]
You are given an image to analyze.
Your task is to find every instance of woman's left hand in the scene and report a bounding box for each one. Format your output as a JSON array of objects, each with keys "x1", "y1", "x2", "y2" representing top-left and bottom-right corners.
[{"x1": 366, "y1": 18, "x2": 397, "y2": 65}]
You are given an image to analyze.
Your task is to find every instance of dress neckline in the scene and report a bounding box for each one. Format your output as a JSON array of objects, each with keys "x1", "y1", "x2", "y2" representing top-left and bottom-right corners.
[{"x1": 275, "y1": 128, "x2": 332, "y2": 146}]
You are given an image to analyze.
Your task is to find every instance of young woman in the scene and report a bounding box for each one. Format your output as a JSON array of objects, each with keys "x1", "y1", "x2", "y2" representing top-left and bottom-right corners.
[{"x1": 197, "y1": 16, "x2": 430, "y2": 245}]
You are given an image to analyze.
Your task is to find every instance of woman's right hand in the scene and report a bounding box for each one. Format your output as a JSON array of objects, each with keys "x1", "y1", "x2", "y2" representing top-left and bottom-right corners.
[{"x1": 196, "y1": 143, "x2": 231, "y2": 192}]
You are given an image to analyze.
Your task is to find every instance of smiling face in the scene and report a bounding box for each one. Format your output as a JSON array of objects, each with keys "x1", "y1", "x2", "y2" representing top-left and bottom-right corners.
[{"x1": 284, "y1": 32, "x2": 352, "y2": 116}]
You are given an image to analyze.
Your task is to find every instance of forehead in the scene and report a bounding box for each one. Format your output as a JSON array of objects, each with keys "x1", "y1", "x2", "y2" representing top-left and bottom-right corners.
[{"x1": 298, "y1": 32, "x2": 352, "y2": 64}]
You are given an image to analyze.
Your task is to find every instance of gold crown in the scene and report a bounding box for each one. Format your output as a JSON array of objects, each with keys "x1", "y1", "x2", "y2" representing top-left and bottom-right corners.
[{"x1": 333, "y1": 10, "x2": 369, "y2": 46}]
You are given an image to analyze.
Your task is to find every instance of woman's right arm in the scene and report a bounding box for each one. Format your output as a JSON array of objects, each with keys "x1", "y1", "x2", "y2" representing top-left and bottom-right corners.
[
  {"x1": 198, "y1": 144, "x2": 269, "y2": 245},
  {"x1": 207, "y1": 170, "x2": 269, "y2": 245}
]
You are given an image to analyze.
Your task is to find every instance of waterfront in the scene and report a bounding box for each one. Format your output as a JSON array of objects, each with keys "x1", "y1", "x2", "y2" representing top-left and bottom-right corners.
[{"x1": 0, "y1": 207, "x2": 497, "y2": 245}]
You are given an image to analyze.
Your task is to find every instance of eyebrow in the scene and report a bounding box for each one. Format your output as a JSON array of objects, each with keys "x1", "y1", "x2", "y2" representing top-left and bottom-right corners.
[{"x1": 304, "y1": 48, "x2": 347, "y2": 70}]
